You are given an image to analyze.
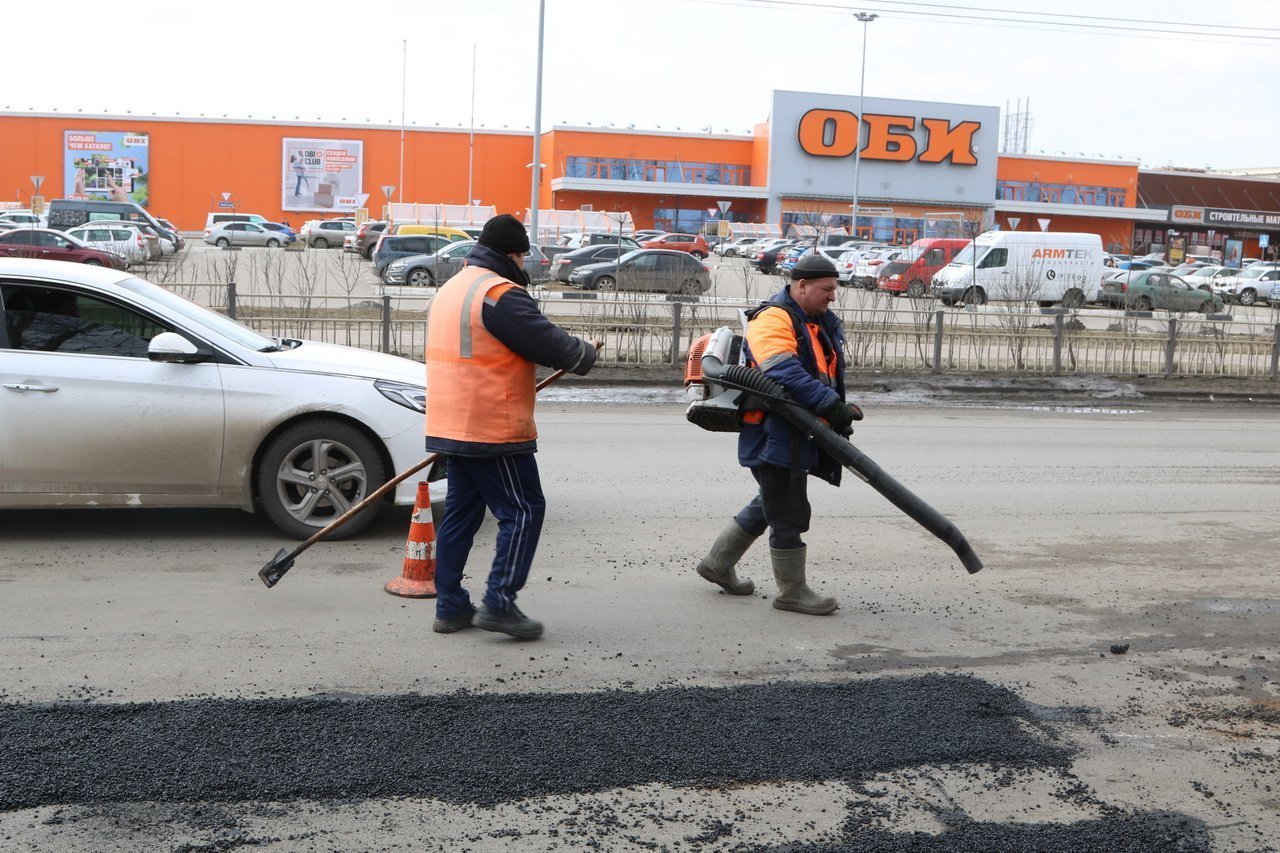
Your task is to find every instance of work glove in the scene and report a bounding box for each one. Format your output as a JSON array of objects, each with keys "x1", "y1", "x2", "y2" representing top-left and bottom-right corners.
[{"x1": 818, "y1": 399, "x2": 864, "y2": 435}]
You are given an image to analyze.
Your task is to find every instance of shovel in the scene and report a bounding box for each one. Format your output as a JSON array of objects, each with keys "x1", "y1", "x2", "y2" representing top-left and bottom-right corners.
[{"x1": 259, "y1": 343, "x2": 601, "y2": 589}]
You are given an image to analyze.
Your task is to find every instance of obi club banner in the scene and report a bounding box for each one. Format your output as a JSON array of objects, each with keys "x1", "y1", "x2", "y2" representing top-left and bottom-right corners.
[
  {"x1": 283, "y1": 138, "x2": 364, "y2": 212},
  {"x1": 64, "y1": 131, "x2": 150, "y2": 207}
]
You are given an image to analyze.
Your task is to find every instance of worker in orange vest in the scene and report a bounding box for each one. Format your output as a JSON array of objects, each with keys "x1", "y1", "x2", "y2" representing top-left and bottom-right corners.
[{"x1": 425, "y1": 214, "x2": 597, "y2": 640}]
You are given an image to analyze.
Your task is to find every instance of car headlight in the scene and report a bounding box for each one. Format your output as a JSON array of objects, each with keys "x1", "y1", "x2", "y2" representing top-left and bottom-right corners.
[
  {"x1": 387, "y1": 260, "x2": 407, "y2": 271},
  {"x1": 375, "y1": 380, "x2": 426, "y2": 413}
]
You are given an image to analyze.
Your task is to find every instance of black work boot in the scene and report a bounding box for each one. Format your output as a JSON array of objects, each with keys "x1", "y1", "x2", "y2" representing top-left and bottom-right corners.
[
  {"x1": 475, "y1": 604, "x2": 544, "y2": 640},
  {"x1": 432, "y1": 611, "x2": 476, "y2": 634},
  {"x1": 770, "y1": 546, "x2": 837, "y2": 615},
  {"x1": 696, "y1": 520, "x2": 757, "y2": 595}
]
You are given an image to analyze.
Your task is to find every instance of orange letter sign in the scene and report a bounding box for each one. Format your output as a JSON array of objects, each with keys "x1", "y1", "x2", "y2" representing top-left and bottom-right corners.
[
  {"x1": 919, "y1": 118, "x2": 981, "y2": 165},
  {"x1": 797, "y1": 109, "x2": 858, "y2": 158},
  {"x1": 861, "y1": 114, "x2": 917, "y2": 162}
]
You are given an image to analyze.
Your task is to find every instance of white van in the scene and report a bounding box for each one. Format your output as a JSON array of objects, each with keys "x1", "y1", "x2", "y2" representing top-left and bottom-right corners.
[
  {"x1": 205, "y1": 212, "x2": 268, "y2": 230},
  {"x1": 930, "y1": 231, "x2": 1104, "y2": 309}
]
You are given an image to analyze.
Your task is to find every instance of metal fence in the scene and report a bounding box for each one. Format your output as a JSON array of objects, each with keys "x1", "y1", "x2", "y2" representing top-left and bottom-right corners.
[{"x1": 177, "y1": 282, "x2": 1280, "y2": 381}]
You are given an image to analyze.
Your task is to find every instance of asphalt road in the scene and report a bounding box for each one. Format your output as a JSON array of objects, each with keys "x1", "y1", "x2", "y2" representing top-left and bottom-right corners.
[{"x1": 1, "y1": 399, "x2": 1278, "y2": 850}]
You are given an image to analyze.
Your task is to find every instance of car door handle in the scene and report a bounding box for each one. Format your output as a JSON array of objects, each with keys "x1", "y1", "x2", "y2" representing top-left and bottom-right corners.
[{"x1": 4, "y1": 383, "x2": 60, "y2": 392}]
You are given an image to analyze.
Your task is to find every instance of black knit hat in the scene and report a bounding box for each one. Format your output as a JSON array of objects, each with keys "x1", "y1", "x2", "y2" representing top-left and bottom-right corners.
[
  {"x1": 791, "y1": 252, "x2": 838, "y2": 280},
  {"x1": 478, "y1": 214, "x2": 531, "y2": 254}
]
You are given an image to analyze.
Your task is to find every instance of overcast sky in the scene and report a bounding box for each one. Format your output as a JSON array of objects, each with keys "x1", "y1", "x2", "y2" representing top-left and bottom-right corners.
[{"x1": 7, "y1": 0, "x2": 1277, "y2": 170}]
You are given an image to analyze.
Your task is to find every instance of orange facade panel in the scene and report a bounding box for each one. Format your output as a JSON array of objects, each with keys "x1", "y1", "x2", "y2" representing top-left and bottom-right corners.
[
  {"x1": 997, "y1": 155, "x2": 1138, "y2": 208},
  {"x1": 0, "y1": 116, "x2": 533, "y2": 230}
]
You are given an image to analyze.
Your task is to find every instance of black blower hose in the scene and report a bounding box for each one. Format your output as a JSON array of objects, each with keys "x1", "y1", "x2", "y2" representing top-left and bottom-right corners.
[{"x1": 705, "y1": 358, "x2": 983, "y2": 575}]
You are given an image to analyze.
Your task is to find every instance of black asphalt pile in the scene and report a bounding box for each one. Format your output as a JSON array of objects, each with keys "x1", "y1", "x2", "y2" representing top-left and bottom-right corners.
[
  {"x1": 774, "y1": 811, "x2": 1211, "y2": 852},
  {"x1": 0, "y1": 673, "x2": 1212, "y2": 849},
  {"x1": 2, "y1": 673, "x2": 1066, "y2": 810}
]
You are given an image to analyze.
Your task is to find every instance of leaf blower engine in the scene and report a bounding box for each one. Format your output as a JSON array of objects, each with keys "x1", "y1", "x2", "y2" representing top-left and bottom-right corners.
[{"x1": 683, "y1": 325, "x2": 759, "y2": 433}]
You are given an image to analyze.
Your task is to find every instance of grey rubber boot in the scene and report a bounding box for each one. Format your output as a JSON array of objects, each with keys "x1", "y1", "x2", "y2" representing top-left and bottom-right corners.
[
  {"x1": 770, "y1": 546, "x2": 837, "y2": 615},
  {"x1": 696, "y1": 521, "x2": 757, "y2": 595}
]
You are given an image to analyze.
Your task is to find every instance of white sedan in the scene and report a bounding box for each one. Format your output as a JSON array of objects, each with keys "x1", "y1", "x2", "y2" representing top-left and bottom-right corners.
[
  {"x1": 0, "y1": 259, "x2": 435, "y2": 539},
  {"x1": 66, "y1": 223, "x2": 152, "y2": 268}
]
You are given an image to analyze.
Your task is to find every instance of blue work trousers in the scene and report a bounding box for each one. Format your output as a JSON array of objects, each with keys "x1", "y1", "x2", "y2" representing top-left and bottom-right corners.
[
  {"x1": 433, "y1": 453, "x2": 546, "y2": 619},
  {"x1": 734, "y1": 463, "x2": 812, "y2": 550}
]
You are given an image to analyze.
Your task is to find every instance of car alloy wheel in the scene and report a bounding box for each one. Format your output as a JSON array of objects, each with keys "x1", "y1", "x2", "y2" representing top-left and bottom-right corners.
[
  {"x1": 83, "y1": 259, "x2": 102, "y2": 266},
  {"x1": 962, "y1": 287, "x2": 986, "y2": 306},
  {"x1": 907, "y1": 279, "x2": 926, "y2": 298},
  {"x1": 314, "y1": 238, "x2": 329, "y2": 249},
  {"x1": 596, "y1": 275, "x2": 616, "y2": 291},
  {"x1": 216, "y1": 238, "x2": 230, "y2": 248},
  {"x1": 257, "y1": 419, "x2": 387, "y2": 540},
  {"x1": 1238, "y1": 289, "x2": 1256, "y2": 306},
  {"x1": 408, "y1": 268, "x2": 434, "y2": 287},
  {"x1": 267, "y1": 238, "x2": 281, "y2": 248},
  {"x1": 1134, "y1": 296, "x2": 1153, "y2": 311}
]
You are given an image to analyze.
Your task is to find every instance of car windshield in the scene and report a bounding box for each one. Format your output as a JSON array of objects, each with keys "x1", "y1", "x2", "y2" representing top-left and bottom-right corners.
[
  {"x1": 117, "y1": 277, "x2": 278, "y2": 351},
  {"x1": 1239, "y1": 266, "x2": 1276, "y2": 280},
  {"x1": 899, "y1": 246, "x2": 927, "y2": 263},
  {"x1": 950, "y1": 244, "x2": 985, "y2": 266}
]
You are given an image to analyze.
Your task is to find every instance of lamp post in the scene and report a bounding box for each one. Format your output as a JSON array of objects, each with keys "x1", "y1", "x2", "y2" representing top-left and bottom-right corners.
[
  {"x1": 528, "y1": 0, "x2": 546, "y2": 248},
  {"x1": 850, "y1": 11, "x2": 877, "y2": 242}
]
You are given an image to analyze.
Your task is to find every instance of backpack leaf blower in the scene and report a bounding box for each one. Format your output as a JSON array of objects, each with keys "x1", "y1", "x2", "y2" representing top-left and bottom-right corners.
[{"x1": 685, "y1": 327, "x2": 983, "y2": 575}]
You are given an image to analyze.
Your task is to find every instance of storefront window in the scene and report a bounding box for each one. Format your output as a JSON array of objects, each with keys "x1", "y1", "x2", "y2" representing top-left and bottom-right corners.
[
  {"x1": 566, "y1": 156, "x2": 751, "y2": 186},
  {"x1": 997, "y1": 181, "x2": 1128, "y2": 207}
]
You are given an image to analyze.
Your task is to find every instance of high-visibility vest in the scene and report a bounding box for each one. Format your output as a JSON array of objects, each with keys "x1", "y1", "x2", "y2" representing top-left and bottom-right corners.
[{"x1": 425, "y1": 265, "x2": 537, "y2": 445}]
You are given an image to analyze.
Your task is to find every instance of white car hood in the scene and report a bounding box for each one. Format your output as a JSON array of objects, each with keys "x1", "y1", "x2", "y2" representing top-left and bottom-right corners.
[{"x1": 261, "y1": 341, "x2": 424, "y2": 385}]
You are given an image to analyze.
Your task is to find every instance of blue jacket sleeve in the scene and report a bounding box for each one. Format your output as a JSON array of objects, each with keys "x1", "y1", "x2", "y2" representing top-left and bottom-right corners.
[
  {"x1": 482, "y1": 286, "x2": 597, "y2": 375},
  {"x1": 763, "y1": 357, "x2": 840, "y2": 412}
]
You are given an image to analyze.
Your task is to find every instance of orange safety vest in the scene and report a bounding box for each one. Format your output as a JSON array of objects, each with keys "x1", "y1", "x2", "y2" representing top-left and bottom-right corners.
[{"x1": 425, "y1": 265, "x2": 537, "y2": 445}]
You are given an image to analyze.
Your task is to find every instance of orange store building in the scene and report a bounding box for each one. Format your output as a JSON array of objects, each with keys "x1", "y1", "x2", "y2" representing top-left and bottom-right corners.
[{"x1": 3, "y1": 93, "x2": 1273, "y2": 255}]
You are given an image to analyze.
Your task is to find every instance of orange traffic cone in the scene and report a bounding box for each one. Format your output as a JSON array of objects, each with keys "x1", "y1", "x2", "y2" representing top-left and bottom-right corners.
[{"x1": 384, "y1": 481, "x2": 438, "y2": 598}]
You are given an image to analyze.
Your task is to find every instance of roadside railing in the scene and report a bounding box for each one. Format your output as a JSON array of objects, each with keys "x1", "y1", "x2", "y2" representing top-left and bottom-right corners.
[{"x1": 174, "y1": 282, "x2": 1280, "y2": 381}]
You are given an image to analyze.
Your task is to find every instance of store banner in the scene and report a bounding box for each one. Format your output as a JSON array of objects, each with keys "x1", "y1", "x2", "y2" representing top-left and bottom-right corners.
[
  {"x1": 64, "y1": 131, "x2": 150, "y2": 207},
  {"x1": 283, "y1": 138, "x2": 364, "y2": 212}
]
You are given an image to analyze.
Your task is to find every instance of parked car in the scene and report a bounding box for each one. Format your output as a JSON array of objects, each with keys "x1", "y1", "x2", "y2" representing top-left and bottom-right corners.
[
  {"x1": 0, "y1": 259, "x2": 437, "y2": 538},
  {"x1": 1211, "y1": 263, "x2": 1280, "y2": 306},
  {"x1": 776, "y1": 244, "x2": 811, "y2": 277},
  {"x1": 852, "y1": 247, "x2": 903, "y2": 289},
  {"x1": 46, "y1": 199, "x2": 179, "y2": 254},
  {"x1": 203, "y1": 221, "x2": 291, "y2": 248},
  {"x1": 554, "y1": 232, "x2": 642, "y2": 251},
  {"x1": 551, "y1": 244, "x2": 634, "y2": 282},
  {"x1": 351, "y1": 221, "x2": 387, "y2": 259},
  {"x1": 715, "y1": 237, "x2": 760, "y2": 257},
  {"x1": 0, "y1": 228, "x2": 127, "y2": 268},
  {"x1": 632, "y1": 230, "x2": 665, "y2": 243},
  {"x1": 381, "y1": 240, "x2": 478, "y2": 286},
  {"x1": 1097, "y1": 270, "x2": 1224, "y2": 313},
  {"x1": 65, "y1": 223, "x2": 152, "y2": 267},
  {"x1": 568, "y1": 249, "x2": 711, "y2": 294},
  {"x1": 1182, "y1": 265, "x2": 1235, "y2": 290},
  {"x1": 373, "y1": 234, "x2": 457, "y2": 277},
  {"x1": 301, "y1": 219, "x2": 356, "y2": 248},
  {"x1": 85, "y1": 219, "x2": 166, "y2": 260},
  {"x1": 878, "y1": 238, "x2": 971, "y2": 297},
  {"x1": 0, "y1": 210, "x2": 47, "y2": 228},
  {"x1": 639, "y1": 232, "x2": 711, "y2": 259},
  {"x1": 751, "y1": 240, "x2": 800, "y2": 275},
  {"x1": 261, "y1": 221, "x2": 298, "y2": 244},
  {"x1": 155, "y1": 219, "x2": 185, "y2": 251}
]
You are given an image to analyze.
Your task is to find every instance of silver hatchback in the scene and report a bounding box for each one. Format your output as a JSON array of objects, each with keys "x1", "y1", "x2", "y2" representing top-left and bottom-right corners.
[{"x1": 204, "y1": 221, "x2": 291, "y2": 248}]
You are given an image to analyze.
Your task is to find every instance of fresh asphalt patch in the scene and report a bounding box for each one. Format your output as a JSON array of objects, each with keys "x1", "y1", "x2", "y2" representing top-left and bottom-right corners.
[{"x1": 0, "y1": 673, "x2": 1209, "y2": 849}]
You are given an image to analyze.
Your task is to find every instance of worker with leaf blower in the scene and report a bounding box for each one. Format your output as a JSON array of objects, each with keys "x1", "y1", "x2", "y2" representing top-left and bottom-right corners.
[
  {"x1": 425, "y1": 214, "x2": 597, "y2": 640},
  {"x1": 696, "y1": 252, "x2": 862, "y2": 615}
]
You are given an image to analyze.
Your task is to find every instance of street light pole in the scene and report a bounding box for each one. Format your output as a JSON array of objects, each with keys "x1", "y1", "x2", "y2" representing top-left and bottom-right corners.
[
  {"x1": 528, "y1": 0, "x2": 546, "y2": 248},
  {"x1": 850, "y1": 11, "x2": 877, "y2": 242}
]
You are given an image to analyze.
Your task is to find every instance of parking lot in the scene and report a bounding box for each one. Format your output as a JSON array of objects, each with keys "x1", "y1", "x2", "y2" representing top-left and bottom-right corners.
[{"x1": 2, "y1": 400, "x2": 1277, "y2": 850}]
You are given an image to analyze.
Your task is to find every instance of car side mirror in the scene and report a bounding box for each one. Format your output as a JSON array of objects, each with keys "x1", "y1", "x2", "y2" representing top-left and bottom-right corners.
[{"x1": 148, "y1": 331, "x2": 210, "y2": 363}]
